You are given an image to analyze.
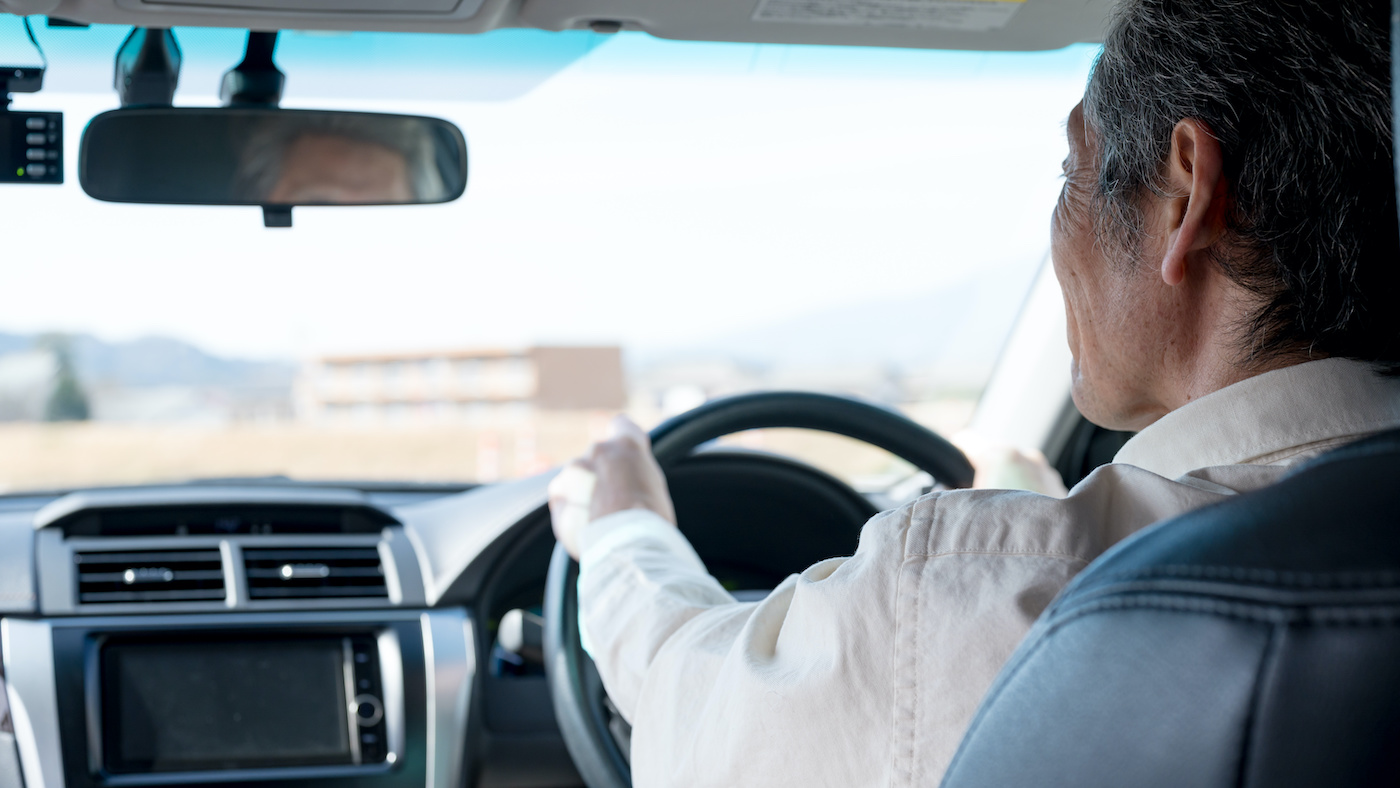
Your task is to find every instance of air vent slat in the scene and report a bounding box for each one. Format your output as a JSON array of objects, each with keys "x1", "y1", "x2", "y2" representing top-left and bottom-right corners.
[
  {"x1": 76, "y1": 550, "x2": 223, "y2": 564},
  {"x1": 245, "y1": 567, "x2": 383, "y2": 578},
  {"x1": 80, "y1": 589, "x2": 228, "y2": 603},
  {"x1": 243, "y1": 587, "x2": 389, "y2": 599},
  {"x1": 243, "y1": 547, "x2": 388, "y2": 600},
  {"x1": 81, "y1": 570, "x2": 226, "y2": 583},
  {"x1": 75, "y1": 548, "x2": 227, "y2": 605},
  {"x1": 239, "y1": 549, "x2": 381, "y2": 561}
]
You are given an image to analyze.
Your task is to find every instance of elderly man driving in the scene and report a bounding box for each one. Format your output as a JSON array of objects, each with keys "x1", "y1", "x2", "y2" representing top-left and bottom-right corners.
[{"x1": 548, "y1": 0, "x2": 1400, "y2": 785}]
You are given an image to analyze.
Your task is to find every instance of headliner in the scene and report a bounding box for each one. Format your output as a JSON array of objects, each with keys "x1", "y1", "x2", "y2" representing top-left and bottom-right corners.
[{"x1": 14, "y1": 0, "x2": 1112, "y2": 51}]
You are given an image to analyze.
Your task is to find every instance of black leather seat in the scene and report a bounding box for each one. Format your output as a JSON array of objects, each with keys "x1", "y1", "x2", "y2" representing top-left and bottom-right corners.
[{"x1": 939, "y1": 427, "x2": 1400, "y2": 788}]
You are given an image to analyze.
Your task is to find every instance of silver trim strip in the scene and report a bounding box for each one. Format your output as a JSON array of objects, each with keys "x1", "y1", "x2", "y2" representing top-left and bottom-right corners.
[
  {"x1": 421, "y1": 610, "x2": 474, "y2": 788},
  {"x1": 2, "y1": 618, "x2": 65, "y2": 788},
  {"x1": 376, "y1": 628, "x2": 406, "y2": 764},
  {"x1": 378, "y1": 539, "x2": 403, "y2": 605},
  {"x1": 65, "y1": 535, "x2": 386, "y2": 550},
  {"x1": 99, "y1": 762, "x2": 394, "y2": 786},
  {"x1": 342, "y1": 638, "x2": 363, "y2": 765},
  {"x1": 84, "y1": 637, "x2": 103, "y2": 774},
  {"x1": 43, "y1": 609, "x2": 424, "y2": 628},
  {"x1": 220, "y1": 540, "x2": 243, "y2": 608}
]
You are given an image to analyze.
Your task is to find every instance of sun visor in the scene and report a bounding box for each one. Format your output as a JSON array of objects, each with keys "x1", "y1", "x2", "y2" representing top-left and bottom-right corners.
[
  {"x1": 115, "y1": 0, "x2": 485, "y2": 21},
  {"x1": 52, "y1": 0, "x2": 1110, "y2": 50}
]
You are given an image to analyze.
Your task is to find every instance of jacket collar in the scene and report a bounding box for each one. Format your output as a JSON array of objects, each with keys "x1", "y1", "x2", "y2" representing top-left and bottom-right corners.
[{"x1": 1113, "y1": 358, "x2": 1400, "y2": 480}]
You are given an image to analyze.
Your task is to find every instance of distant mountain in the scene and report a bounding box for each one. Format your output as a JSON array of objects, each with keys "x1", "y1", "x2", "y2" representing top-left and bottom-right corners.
[
  {"x1": 0, "y1": 331, "x2": 296, "y2": 390},
  {"x1": 0, "y1": 333, "x2": 31, "y2": 356}
]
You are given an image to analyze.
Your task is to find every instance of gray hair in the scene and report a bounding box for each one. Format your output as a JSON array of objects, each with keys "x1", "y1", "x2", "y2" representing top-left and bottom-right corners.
[
  {"x1": 236, "y1": 113, "x2": 446, "y2": 203},
  {"x1": 1083, "y1": 0, "x2": 1400, "y2": 368}
]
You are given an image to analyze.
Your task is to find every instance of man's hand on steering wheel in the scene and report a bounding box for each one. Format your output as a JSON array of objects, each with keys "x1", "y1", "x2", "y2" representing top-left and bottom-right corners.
[
  {"x1": 547, "y1": 414, "x2": 1071, "y2": 560},
  {"x1": 548, "y1": 416, "x2": 678, "y2": 560}
]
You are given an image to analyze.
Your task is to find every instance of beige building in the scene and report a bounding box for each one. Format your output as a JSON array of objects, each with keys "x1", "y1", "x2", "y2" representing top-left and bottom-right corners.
[{"x1": 297, "y1": 346, "x2": 626, "y2": 426}]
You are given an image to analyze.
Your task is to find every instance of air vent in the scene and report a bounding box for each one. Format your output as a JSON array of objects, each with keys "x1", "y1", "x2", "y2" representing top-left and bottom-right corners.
[
  {"x1": 75, "y1": 549, "x2": 227, "y2": 604},
  {"x1": 243, "y1": 547, "x2": 387, "y2": 600}
]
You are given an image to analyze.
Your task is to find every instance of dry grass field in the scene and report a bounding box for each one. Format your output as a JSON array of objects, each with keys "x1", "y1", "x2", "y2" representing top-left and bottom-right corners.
[
  {"x1": 0, "y1": 400, "x2": 977, "y2": 494},
  {"x1": 0, "y1": 417, "x2": 602, "y2": 492}
]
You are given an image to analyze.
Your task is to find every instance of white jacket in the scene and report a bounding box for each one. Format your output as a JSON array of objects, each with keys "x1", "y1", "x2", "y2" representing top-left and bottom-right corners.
[{"x1": 578, "y1": 358, "x2": 1400, "y2": 787}]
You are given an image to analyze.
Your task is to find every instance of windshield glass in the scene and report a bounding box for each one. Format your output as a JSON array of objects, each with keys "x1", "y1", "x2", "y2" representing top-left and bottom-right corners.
[{"x1": 0, "y1": 23, "x2": 1094, "y2": 493}]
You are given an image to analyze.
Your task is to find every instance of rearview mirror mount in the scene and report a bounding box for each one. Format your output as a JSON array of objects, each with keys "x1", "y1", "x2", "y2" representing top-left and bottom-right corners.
[
  {"x1": 81, "y1": 30, "x2": 467, "y2": 227},
  {"x1": 221, "y1": 31, "x2": 284, "y2": 108}
]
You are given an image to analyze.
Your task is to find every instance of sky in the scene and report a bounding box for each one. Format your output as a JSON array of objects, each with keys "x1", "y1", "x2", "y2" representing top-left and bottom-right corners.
[{"x1": 0, "y1": 23, "x2": 1097, "y2": 363}]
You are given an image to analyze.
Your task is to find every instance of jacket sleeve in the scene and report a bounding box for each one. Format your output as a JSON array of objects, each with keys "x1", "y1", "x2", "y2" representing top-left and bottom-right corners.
[
  {"x1": 576, "y1": 505, "x2": 913, "y2": 787},
  {"x1": 576, "y1": 508, "x2": 737, "y2": 719}
]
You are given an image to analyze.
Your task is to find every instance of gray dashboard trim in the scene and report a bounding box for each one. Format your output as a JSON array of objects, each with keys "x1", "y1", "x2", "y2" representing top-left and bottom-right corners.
[
  {"x1": 398, "y1": 472, "x2": 554, "y2": 606},
  {"x1": 0, "y1": 730, "x2": 23, "y2": 788},
  {"x1": 421, "y1": 611, "x2": 474, "y2": 788},
  {"x1": 383, "y1": 528, "x2": 427, "y2": 608},
  {"x1": 378, "y1": 628, "x2": 408, "y2": 764},
  {"x1": 2, "y1": 618, "x2": 64, "y2": 788},
  {"x1": 32, "y1": 486, "x2": 396, "y2": 531},
  {"x1": 0, "y1": 513, "x2": 36, "y2": 614}
]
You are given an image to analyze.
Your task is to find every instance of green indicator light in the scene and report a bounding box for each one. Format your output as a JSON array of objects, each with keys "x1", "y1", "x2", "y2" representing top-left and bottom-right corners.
[{"x1": 15, "y1": 168, "x2": 22, "y2": 177}]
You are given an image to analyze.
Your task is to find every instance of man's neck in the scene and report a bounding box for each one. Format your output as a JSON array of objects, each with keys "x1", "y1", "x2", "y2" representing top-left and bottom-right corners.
[{"x1": 1157, "y1": 271, "x2": 1318, "y2": 411}]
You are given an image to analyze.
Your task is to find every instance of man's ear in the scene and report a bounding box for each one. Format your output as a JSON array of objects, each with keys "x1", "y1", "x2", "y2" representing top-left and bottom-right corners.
[{"x1": 1159, "y1": 119, "x2": 1227, "y2": 287}]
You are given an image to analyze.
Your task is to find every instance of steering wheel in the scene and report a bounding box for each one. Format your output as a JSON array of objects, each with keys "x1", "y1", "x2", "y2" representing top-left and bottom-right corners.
[{"x1": 543, "y1": 391, "x2": 974, "y2": 788}]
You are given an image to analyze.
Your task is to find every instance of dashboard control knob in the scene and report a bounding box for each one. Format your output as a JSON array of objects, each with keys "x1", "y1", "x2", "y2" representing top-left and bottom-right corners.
[{"x1": 353, "y1": 694, "x2": 383, "y2": 727}]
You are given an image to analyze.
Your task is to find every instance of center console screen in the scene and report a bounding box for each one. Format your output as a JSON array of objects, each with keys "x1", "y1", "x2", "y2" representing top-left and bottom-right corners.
[{"x1": 101, "y1": 637, "x2": 355, "y2": 773}]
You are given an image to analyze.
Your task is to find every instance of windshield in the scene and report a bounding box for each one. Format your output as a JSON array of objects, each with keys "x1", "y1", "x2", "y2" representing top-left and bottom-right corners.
[{"x1": 0, "y1": 23, "x2": 1094, "y2": 493}]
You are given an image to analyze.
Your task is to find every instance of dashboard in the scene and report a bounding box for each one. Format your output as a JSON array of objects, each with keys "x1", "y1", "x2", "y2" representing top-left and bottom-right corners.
[{"x1": 0, "y1": 450, "x2": 872, "y2": 788}]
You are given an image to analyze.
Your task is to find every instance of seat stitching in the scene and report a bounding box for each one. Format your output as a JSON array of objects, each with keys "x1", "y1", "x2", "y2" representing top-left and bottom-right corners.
[
  {"x1": 1234, "y1": 621, "x2": 1280, "y2": 788},
  {"x1": 1053, "y1": 594, "x2": 1400, "y2": 627},
  {"x1": 906, "y1": 548, "x2": 1093, "y2": 562},
  {"x1": 890, "y1": 554, "x2": 922, "y2": 788},
  {"x1": 911, "y1": 558, "x2": 928, "y2": 786},
  {"x1": 1057, "y1": 579, "x2": 1400, "y2": 615},
  {"x1": 1086, "y1": 565, "x2": 1400, "y2": 588}
]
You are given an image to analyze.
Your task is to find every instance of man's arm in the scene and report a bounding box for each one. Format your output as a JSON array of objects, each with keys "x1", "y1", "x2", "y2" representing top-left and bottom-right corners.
[
  {"x1": 547, "y1": 417, "x2": 1089, "y2": 786},
  {"x1": 548, "y1": 416, "x2": 739, "y2": 718},
  {"x1": 574, "y1": 502, "x2": 909, "y2": 787},
  {"x1": 574, "y1": 507, "x2": 735, "y2": 719}
]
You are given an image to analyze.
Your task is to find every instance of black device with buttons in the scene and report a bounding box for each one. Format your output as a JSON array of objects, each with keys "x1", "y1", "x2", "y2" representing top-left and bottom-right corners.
[
  {"x1": 89, "y1": 629, "x2": 399, "y2": 777},
  {"x1": 348, "y1": 635, "x2": 390, "y2": 763},
  {"x1": 0, "y1": 110, "x2": 62, "y2": 183},
  {"x1": 0, "y1": 15, "x2": 64, "y2": 184},
  {"x1": 45, "y1": 613, "x2": 427, "y2": 788}
]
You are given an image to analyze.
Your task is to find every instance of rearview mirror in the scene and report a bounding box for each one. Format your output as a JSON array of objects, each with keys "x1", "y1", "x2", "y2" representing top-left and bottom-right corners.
[{"x1": 79, "y1": 108, "x2": 468, "y2": 209}]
